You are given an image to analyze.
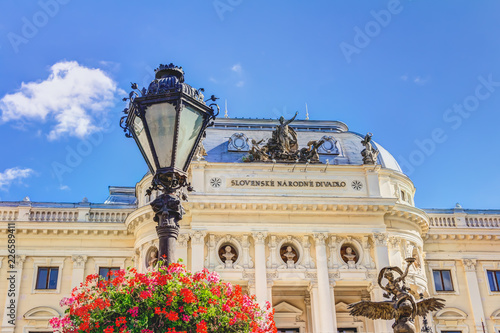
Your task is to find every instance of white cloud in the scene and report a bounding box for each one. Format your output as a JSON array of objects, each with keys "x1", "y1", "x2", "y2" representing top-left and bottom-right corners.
[
  {"x1": 0, "y1": 61, "x2": 122, "y2": 140},
  {"x1": 413, "y1": 76, "x2": 428, "y2": 85},
  {"x1": 231, "y1": 63, "x2": 242, "y2": 74},
  {"x1": 59, "y1": 184, "x2": 70, "y2": 191},
  {"x1": 236, "y1": 80, "x2": 245, "y2": 87},
  {"x1": 0, "y1": 167, "x2": 34, "y2": 190},
  {"x1": 400, "y1": 75, "x2": 408, "y2": 81}
]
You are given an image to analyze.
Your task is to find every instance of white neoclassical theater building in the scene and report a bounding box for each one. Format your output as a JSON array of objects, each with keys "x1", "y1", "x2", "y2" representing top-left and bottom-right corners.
[{"x1": 1, "y1": 118, "x2": 500, "y2": 333}]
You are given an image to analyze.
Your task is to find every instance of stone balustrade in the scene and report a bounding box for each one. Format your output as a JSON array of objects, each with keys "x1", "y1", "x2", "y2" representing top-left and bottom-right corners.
[
  {"x1": 426, "y1": 208, "x2": 500, "y2": 229},
  {"x1": 0, "y1": 202, "x2": 134, "y2": 223}
]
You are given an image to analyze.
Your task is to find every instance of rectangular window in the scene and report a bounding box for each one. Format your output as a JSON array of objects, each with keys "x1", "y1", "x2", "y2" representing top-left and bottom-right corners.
[
  {"x1": 487, "y1": 270, "x2": 500, "y2": 292},
  {"x1": 36, "y1": 267, "x2": 59, "y2": 289},
  {"x1": 277, "y1": 330, "x2": 300, "y2": 333},
  {"x1": 338, "y1": 328, "x2": 358, "y2": 333},
  {"x1": 433, "y1": 270, "x2": 454, "y2": 291},
  {"x1": 99, "y1": 267, "x2": 120, "y2": 281}
]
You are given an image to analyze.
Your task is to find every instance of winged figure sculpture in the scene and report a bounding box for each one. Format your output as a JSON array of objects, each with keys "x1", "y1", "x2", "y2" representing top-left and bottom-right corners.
[{"x1": 348, "y1": 258, "x2": 445, "y2": 333}]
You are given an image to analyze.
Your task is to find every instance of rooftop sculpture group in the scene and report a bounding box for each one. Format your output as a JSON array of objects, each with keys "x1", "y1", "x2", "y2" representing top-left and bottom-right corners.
[
  {"x1": 243, "y1": 112, "x2": 324, "y2": 163},
  {"x1": 243, "y1": 113, "x2": 381, "y2": 165},
  {"x1": 348, "y1": 258, "x2": 445, "y2": 333}
]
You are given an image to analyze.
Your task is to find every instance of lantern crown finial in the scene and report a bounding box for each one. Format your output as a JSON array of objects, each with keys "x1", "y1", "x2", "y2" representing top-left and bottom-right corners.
[{"x1": 155, "y1": 63, "x2": 184, "y2": 82}]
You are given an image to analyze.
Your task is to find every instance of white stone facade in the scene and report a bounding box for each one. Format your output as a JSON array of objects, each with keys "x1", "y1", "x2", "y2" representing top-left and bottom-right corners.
[{"x1": 0, "y1": 119, "x2": 499, "y2": 333}]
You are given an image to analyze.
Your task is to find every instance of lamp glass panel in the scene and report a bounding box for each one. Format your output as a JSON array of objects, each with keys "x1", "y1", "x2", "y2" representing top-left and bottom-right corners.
[
  {"x1": 174, "y1": 104, "x2": 205, "y2": 170},
  {"x1": 132, "y1": 115, "x2": 155, "y2": 172},
  {"x1": 145, "y1": 102, "x2": 177, "y2": 169}
]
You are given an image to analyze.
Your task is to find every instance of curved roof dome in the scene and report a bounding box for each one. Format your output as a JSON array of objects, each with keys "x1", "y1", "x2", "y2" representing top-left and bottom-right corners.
[{"x1": 201, "y1": 118, "x2": 402, "y2": 173}]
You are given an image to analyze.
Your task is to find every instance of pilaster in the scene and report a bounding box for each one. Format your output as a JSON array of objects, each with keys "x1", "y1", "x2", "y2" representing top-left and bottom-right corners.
[
  {"x1": 373, "y1": 232, "x2": 390, "y2": 269},
  {"x1": 462, "y1": 259, "x2": 487, "y2": 333},
  {"x1": 252, "y1": 232, "x2": 268, "y2": 306},
  {"x1": 71, "y1": 255, "x2": 88, "y2": 288},
  {"x1": 190, "y1": 230, "x2": 206, "y2": 273},
  {"x1": 313, "y1": 232, "x2": 335, "y2": 332},
  {"x1": 176, "y1": 233, "x2": 190, "y2": 263}
]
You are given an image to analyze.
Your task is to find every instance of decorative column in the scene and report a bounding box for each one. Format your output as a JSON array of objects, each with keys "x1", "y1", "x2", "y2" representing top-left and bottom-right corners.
[
  {"x1": 304, "y1": 294, "x2": 313, "y2": 333},
  {"x1": 241, "y1": 234, "x2": 254, "y2": 269},
  {"x1": 308, "y1": 282, "x2": 320, "y2": 333},
  {"x1": 462, "y1": 259, "x2": 487, "y2": 333},
  {"x1": 373, "y1": 233, "x2": 390, "y2": 269},
  {"x1": 372, "y1": 233, "x2": 393, "y2": 333},
  {"x1": 302, "y1": 236, "x2": 315, "y2": 269},
  {"x1": 267, "y1": 279, "x2": 274, "y2": 306},
  {"x1": 2, "y1": 255, "x2": 25, "y2": 333},
  {"x1": 190, "y1": 231, "x2": 206, "y2": 273},
  {"x1": 71, "y1": 255, "x2": 88, "y2": 288},
  {"x1": 205, "y1": 234, "x2": 217, "y2": 269},
  {"x1": 267, "y1": 235, "x2": 278, "y2": 269},
  {"x1": 244, "y1": 272, "x2": 256, "y2": 295},
  {"x1": 388, "y1": 236, "x2": 403, "y2": 268},
  {"x1": 252, "y1": 232, "x2": 268, "y2": 306},
  {"x1": 327, "y1": 235, "x2": 340, "y2": 269},
  {"x1": 330, "y1": 281, "x2": 338, "y2": 333},
  {"x1": 313, "y1": 233, "x2": 335, "y2": 332},
  {"x1": 362, "y1": 235, "x2": 374, "y2": 269},
  {"x1": 176, "y1": 233, "x2": 190, "y2": 263}
]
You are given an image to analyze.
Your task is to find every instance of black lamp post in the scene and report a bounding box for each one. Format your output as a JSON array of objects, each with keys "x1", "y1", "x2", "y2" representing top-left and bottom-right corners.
[{"x1": 120, "y1": 63, "x2": 218, "y2": 266}]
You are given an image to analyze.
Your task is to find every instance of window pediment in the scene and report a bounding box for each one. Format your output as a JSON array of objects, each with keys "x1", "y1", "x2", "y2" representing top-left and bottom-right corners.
[{"x1": 24, "y1": 306, "x2": 60, "y2": 320}]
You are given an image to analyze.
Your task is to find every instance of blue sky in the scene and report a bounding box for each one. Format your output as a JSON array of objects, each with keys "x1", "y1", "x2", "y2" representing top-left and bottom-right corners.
[{"x1": 0, "y1": 0, "x2": 499, "y2": 209}]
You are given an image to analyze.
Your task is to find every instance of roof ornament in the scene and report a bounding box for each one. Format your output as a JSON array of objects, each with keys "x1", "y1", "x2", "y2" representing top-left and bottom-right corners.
[
  {"x1": 361, "y1": 132, "x2": 379, "y2": 165},
  {"x1": 305, "y1": 103, "x2": 310, "y2": 120},
  {"x1": 224, "y1": 99, "x2": 229, "y2": 118}
]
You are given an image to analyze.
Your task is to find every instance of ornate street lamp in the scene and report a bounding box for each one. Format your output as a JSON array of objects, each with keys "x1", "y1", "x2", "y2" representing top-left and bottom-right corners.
[{"x1": 120, "y1": 63, "x2": 218, "y2": 266}]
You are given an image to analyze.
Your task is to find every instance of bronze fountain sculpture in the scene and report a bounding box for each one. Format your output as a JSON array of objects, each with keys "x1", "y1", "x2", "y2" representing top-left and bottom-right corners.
[{"x1": 348, "y1": 258, "x2": 445, "y2": 333}]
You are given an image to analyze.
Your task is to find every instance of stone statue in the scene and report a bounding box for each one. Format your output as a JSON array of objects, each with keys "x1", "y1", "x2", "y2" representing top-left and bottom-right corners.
[
  {"x1": 266, "y1": 112, "x2": 299, "y2": 160},
  {"x1": 222, "y1": 245, "x2": 235, "y2": 268},
  {"x1": 348, "y1": 258, "x2": 445, "y2": 333},
  {"x1": 298, "y1": 139, "x2": 325, "y2": 162},
  {"x1": 342, "y1": 247, "x2": 357, "y2": 269},
  {"x1": 283, "y1": 246, "x2": 296, "y2": 268},
  {"x1": 194, "y1": 140, "x2": 207, "y2": 161},
  {"x1": 361, "y1": 132, "x2": 379, "y2": 164},
  {"x1": 244, "y1": 139, "x2": 269, "y2": 162},
  {"x1": 275, "y1": 112, "x2": 298, "y2": 152},
  {"x1": 147, "y1": 249, "x2": 158, "y2": 270}
]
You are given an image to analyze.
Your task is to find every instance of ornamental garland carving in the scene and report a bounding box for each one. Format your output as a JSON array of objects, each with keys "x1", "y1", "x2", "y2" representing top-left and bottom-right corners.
[
  {"x1": 463, "y1": 259, "x2": 477, "y2": 272},
  {"x1": 15, "y1": 255, "x2": 26, "y2": 269},
  {"x1": 71, "y1": 255, "x2": 88, "y2": 269},
  {"x1": 252, "y1": 232, "x2": 267, "y2": 244},
  {"x1": 177, "y1": 233, "x2": 190, "y2": 247},
  {"x1": 191, "y1": 231, "x2": 206, "y2": 245},
  {"x1": 373, "y1": 233, "x2": 387, "y2": 246}
]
